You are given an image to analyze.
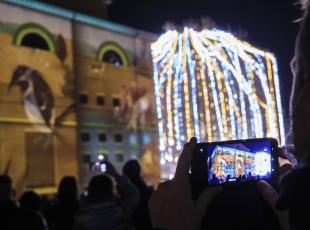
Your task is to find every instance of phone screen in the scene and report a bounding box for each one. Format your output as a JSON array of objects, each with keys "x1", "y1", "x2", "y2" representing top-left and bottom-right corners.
[
  {"x1": 100, "y1": 163, "x2": 106, "y2": 172},
  {"x1": 191, "y1": 138, "x2": 278, "y2": 189},
  {"x1": 204, "y1": 140, "x2": 275, "y2": 185}
]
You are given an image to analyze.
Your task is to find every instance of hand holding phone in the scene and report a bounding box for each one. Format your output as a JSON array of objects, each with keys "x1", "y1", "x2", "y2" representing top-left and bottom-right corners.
[{"x1": 191, "y1": 138, "x2": 279, "y2": 199}]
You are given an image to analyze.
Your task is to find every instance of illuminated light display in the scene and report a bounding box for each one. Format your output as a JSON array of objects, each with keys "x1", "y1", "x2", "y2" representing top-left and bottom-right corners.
[
  {"x1": 254, "y1": 151, "x2": 271, "y2": 176},
  {"x1": 152, "y1": 28, "x2": 285, "y2": 179}
]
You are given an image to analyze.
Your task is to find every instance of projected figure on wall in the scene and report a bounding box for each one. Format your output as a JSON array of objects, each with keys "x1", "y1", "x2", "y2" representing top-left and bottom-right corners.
[
  {"x1": 8, "y1": 65, "x2": 55, "y2": 130},
  {"x1": 8, "y1": 65, "x2": 76, "y2": 132},
  {"x1": 7, "y1": 34, "x2": 75, "y2": 132},
  {"x1": 117, "y1": 83, "x2": 153, "y2": 130}
]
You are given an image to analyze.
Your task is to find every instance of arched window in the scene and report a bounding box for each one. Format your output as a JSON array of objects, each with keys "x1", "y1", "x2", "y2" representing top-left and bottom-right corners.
[
  {"x1": 20, "y1": 33, "x2": 49, "y2": 51},
  {"x1": 13, "y1": 23, "x2": 56, "y2": 52},
  {"x1": 97, "y1": 42, "x2": 130, "y2": 67},
  {"x1": 102, "y1": 50, "x2": 123, "y2": 66}
]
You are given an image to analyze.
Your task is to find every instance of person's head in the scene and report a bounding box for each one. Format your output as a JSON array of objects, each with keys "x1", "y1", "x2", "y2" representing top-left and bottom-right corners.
[
  {"x1": 87, "y1": 174, "x2": 116, "y2": 204},
  {"x1": 58, "y1": 176, "x2": 78, "y2": 203},
  {"x1": 123, "y1": 159, "x2": 141, "y2": 180},
  {"x1": 289, "y1": 3, "x2": 310, "y2": 165},
  {"x1": 19, "y1": 191, "x2": 41, "y2": 211},
  {"x1": 0, "y1": 175, "x2": 13, "y2": 200}
]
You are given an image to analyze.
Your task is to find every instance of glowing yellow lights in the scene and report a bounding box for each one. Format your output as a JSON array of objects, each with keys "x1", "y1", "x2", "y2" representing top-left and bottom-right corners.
[{"x1": 152, "y1": 27, "x2": 286, "y2": 179}]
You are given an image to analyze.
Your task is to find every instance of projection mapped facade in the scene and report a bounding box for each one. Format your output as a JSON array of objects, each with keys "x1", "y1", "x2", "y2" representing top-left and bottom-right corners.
[
  {"x1": 152, "y1": 28, "x2": 285, "y2": 178},
  {"x1": 0, "y1": 0, "x2": 158, "y2": 195}
]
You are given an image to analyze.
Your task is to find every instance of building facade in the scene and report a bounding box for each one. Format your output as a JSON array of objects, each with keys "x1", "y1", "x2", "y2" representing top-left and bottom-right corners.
[{"x1": 0, "y1": 0, "x2": 159, "y2": 196}]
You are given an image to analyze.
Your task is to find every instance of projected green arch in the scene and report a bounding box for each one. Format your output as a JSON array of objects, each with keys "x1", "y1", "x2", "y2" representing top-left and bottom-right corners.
[
  {"x1": 13, "y1": 23, "x2": 56, "y2": 52},
  {"x1": 97, "y1": 42, "x2": 130, "y2": 66}
]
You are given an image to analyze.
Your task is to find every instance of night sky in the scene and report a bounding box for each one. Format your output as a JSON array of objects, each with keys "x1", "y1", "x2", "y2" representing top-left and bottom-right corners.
[{"x1": 108, "y1": 0, "x2": 302, "y2": 118}]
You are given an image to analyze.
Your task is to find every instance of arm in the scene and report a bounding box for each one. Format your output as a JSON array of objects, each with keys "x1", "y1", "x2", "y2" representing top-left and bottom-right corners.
[
  {"x1": 104, "y1": 161, "x2": 140, "y2": 219},
  {"x1": 115, "y1": 175, "x2": 140, "y2": 219}
]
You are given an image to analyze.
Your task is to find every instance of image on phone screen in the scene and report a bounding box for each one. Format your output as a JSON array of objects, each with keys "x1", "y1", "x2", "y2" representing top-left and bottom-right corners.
[
  {"x1": 204, "y1": 140, "x2": 274, "y2": 185},
  {"x1": 100, "y1": 163, "x2": 106, "y2": 172}
]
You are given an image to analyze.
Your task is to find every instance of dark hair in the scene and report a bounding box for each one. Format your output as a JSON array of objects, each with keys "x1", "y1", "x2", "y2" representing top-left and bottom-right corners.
[
  {"x1": 87, "y1": 175, "x2": 113, "y2": 203},
  {"x1": 58, "y1": 176, "x2": 78, "y2": 203},
  {"x1": 19, "y1": 191, "x2": 41, "y2": 211},
  {"x1": 123, "y1": 159, "x2": 141, "y2": 180},
  {"x1": 0, "y1": 175, "x2": 12, "y2": 200}
]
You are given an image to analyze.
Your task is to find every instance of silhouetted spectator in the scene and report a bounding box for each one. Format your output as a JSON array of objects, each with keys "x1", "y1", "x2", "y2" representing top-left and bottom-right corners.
[
  {"x1": 260, "y1": 1, "x2": 310, "y2": 229},
  {"x1": 46, "y1": 176, "x2": 79, "y2": 230},
  {"x1": 209, "y1": 173, "x2": 220, "y2": 184},
  {"x1": 19, "y1": 191, "x2": 41, "y2": 212},
  {"x1": 123, "y1": 159, "x2": 153, "y2": 230},
  {"x1": 74, "y1": 161, "x2": 139, "y2": 230},
  {"x1": 0, "y1": 175, "x2": 48, "y2": 230},
  {"x1": 225, "y1": 175, "x2": 231, "y2": 182},
  {"x1": 248, "y1": 172, "x2": 253, "y2": 179}
]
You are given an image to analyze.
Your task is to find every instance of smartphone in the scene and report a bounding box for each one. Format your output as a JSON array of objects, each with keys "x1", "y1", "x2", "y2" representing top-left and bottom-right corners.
[
  {"x1": 100, "y1": 163, "x2": 107, "y2": 172},
  {"x1": 191, "y1": 138, "x2": 279, "y2": 199}
]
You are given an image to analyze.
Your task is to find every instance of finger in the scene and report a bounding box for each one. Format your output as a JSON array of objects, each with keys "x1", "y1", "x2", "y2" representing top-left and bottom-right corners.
[
  {"x1": 283, "y1": 150, "x2": 298, "y2": 167},
  {"x1": 277, "y1": 147, "x2": 287, "y2": 159},
  {"x1": 196, "y1": 186, "x2": 222, "y2": 220},
  {"x1": 257, "y1": 181, "x2": 290, "y2": 230},
  {"x1": 174, "y1": 137, "x2": 197, "y2": 180},
  {"x1": 257, "y1": 180, "x2": 278, "y2": 208},
  {"x1": 149, "y1": 181, "x2": 172, "y2": 228},
  {"x1": 151, "y1": 181, "x2": 172, "y2": 206},
  {"x1": 280, "y1": 146, "x2": 298, "y2": 166},
  {"x1": 279, "y1": 163, "x2": 293, "y2": 178},
  {"x1": 278, "y1": 157, "x2": 292, "y2": 167}
]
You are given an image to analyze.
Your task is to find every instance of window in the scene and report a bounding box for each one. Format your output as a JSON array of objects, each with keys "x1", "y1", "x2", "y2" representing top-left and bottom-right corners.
[
  {"x1": 102, "y1": 50, "x2": 123, "y2": 66},
  {"x1": 96, "y1": 95, "x2": 105, "y2": 106},
  {"x1": 81, "y1": 132, "x2": 90, "y2": 142},
  {"x1": 116, "y1": 153, "x2": 124, "y2": 162},
  {"x1": 79, "y1": 94, "x2": 88, "y2": 104},
  {"x1": 83, "y1": 154, "x2": 91, "y2": 163},
  {"x1": 112, "y1": 98, "x2": 120, "y2": 107},
  {"x1": 98, "y1": 133, "x2": 107, "y2": 142},
  {"x1": 97, "y1": 42, "x2": 129, "y2": 67},
  {"x1": 13, "y1": 23, "x2": 56, "y2": 53},
  {"x1": 114, "y1": 134, "x2": 123, "y2": 143},
  {"x1": 21, "y1": 33, "x2": 49, "y2": 51}
]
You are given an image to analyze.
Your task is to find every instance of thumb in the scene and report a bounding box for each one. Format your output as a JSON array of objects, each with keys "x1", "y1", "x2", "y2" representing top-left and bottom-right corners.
[
  {"x1": 196, "y1": 186, "x2": 222, "y2": 221},
  {"x1": 257, "y1": 180, "x2": 289, "y2": 230},
  {"x1": 257, "y1": 180, "x2": 278, "y2": 208}
]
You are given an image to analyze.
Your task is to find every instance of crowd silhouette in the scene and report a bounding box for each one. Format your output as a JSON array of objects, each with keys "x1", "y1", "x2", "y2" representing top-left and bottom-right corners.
[{"x1": 0, "y1": 160, "x2": 153, "y2": 230}]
